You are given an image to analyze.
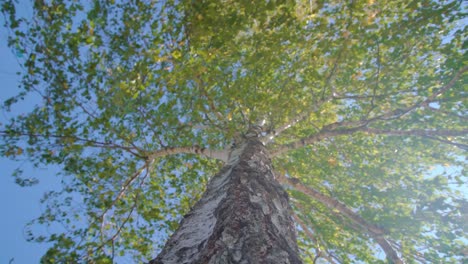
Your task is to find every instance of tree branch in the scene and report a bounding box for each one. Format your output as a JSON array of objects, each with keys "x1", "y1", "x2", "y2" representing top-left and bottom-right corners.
[
  {"x1": 262, "y1": 98, "x2": 326, "y2": 145},
  {"x1": 361, "y1": 128, "x2": 467, "y2": 138},
  {"x1": 370, "y1": 42, "x2": 381, "y2": 109},
  {"x1": 422, "y1": 136, "x2": 468, "y2": 150},
  {"x1": 94, "y1": 160, "x2": 150, "y2": 238},
  {"x1": 270, "y1": 127, "x2": 361, "y2": 157},
  {"x1": 424, "y1": 104, "x2": 468, "y2": 121},
  {"x1": 271, "y1": 127, "x2": 466, "y2": 157},
  {"x1": 292, "y1": 212, "x2": 337, "y2": 264},
  {"x1": 0, "y1": 130, "x2": 144, "y2": 158},
  {"x1": 91, "y1": 173, "x2": 144, "y2": 261},
  {"x1": 195, "y1": 76, "x2": 225, "y2": 122},
  {"x1": 0, "y1": 130, "x2": 229, "y2": 162},
  {"x1": 278, "y1": 174, "x2": 385, "y2": 235},
  {"x1": 425, "y1": 65, "x2": 468, "y2": 102},
  {"x1": 147, "y1": 145, "x2": 228, "y2": 162},
  {"x1": 328, "y1": 65, "x2": 468, "y2": 129},
  {"x1": 277, "y1": 174, "x2": 404, "y2": 264},
  {"x1": 263, "y1": 29, "x2": 352, "y2": 144},
  {"x1": 372, "y1": 64, "x2": 467, "y2": 121}
]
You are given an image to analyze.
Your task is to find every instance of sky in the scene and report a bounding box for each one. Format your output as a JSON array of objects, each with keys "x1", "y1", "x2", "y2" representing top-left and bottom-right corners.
[
  {"x1": 0, "y1": 18, "x2": 62, "y2": 264},
  {"x1": 0, "y1": 1, "x2": 65, "y2": 262}
]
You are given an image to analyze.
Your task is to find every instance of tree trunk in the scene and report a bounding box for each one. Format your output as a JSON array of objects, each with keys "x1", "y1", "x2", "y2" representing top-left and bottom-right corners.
[{"x1": 149, "y1": 137, "x2": 302, "y2": 264}]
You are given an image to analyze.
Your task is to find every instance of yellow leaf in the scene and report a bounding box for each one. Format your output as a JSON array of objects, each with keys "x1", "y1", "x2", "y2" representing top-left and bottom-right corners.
[
  {"x1": 16, "y1": 147, "x2": 23, "y2": 155},
  {"x1": 172, "y1": 50, "x2": 182, "y2": 59},
  {"x1": 327, "y1": 158, "x2": 337, "y2": 166}
]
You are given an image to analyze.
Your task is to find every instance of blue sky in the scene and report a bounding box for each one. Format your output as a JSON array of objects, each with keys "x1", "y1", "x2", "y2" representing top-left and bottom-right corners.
[
  {"x1": 0, "y1": 22, "x2": 62, "y2": 263},
  {"x1": 0, "y1": 2, "x2": 62, "y2": 262}
]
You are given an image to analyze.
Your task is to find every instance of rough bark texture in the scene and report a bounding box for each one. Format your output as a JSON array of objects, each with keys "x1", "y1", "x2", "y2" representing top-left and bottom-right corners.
[{"x1": 150, "y1": 138, "x2": 302, "y2": 264}]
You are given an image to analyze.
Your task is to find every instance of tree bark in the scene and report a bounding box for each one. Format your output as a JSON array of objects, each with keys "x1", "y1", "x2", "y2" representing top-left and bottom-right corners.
[{"x1": 149, "y1": 137, "x2": 302, "y2": 264}]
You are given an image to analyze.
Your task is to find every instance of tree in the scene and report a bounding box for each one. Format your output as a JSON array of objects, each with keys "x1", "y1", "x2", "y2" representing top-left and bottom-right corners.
[{"x1": 1, "y1": 0, "x2": 466, "y2": 263}]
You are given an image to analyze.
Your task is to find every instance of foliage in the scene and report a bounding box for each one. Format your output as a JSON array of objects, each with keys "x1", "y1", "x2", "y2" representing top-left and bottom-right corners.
[{"x1": 1, "y1": 0, "x2": 466, "y2": 263}]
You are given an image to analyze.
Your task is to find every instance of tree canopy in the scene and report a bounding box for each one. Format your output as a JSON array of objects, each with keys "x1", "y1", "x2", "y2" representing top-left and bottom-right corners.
[{"x1": 1, "y1": 0, "x2": 467, "y2": 263}]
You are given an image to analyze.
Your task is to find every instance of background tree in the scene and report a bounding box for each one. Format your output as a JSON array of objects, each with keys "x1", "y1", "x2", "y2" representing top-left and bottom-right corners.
[{"x1": 1, "y1": 0, "x2": 466, "y2": 263}]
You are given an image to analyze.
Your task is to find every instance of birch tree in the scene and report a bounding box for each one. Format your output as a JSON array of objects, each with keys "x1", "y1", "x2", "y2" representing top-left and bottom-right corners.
[{"x1": 1, "y1": 0, "x2": 466, "y2": 263}]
